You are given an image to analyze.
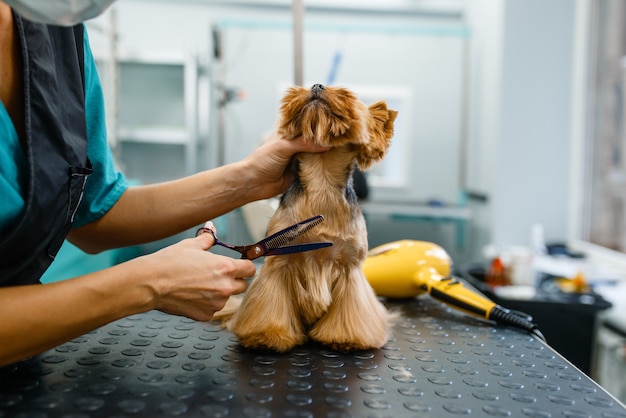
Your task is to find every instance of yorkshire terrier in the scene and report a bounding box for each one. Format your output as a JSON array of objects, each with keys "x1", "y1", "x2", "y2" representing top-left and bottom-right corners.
[{"x1": 219, "y1": 83, "x2": 397, "y2": 352}]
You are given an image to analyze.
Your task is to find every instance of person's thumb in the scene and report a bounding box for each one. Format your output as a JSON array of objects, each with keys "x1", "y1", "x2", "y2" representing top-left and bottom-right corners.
[{"x1": 194, "y1": 221, "x2": 217, "y2": 250}]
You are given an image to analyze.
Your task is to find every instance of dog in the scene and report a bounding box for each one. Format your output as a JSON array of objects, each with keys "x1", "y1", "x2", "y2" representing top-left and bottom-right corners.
[{"x1": 219, "y1": 83, "x2": 397, "y2": 352}]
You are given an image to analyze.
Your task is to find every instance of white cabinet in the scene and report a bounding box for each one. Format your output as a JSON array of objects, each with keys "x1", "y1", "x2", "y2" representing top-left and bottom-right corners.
[{"x1": 96, "y1": 51, "x2": 203, "y2": 182}]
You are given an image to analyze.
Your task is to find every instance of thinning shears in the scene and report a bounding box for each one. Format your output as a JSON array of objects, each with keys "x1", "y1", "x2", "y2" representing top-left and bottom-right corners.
[{"x1": 196, "y1": 215, "x2": 332, "y2": 260}]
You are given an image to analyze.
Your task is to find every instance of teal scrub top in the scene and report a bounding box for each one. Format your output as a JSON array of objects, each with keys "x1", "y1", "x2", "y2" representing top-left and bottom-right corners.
[{"x1": 0, "y1": 26, "x2": 128, "y2": 237}]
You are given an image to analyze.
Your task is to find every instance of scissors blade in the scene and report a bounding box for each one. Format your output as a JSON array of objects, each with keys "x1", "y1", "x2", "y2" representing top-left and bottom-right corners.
[
  {"x1": 259, "y1": 215, "x2": 326, "y2": 251},
  {"x1": 264, "y1": 242, "x2": 333, "y2": 256}
]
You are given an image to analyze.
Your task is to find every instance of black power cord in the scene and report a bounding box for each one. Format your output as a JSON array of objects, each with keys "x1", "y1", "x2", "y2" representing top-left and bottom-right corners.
[{"x1": 489, "y1": 305, "x2": 546, "y2": 342}]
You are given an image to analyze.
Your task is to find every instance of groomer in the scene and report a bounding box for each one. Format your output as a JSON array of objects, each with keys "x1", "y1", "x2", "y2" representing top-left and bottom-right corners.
[{"x1": 0, "y1": 0, "x2": 327, "y2": 367}]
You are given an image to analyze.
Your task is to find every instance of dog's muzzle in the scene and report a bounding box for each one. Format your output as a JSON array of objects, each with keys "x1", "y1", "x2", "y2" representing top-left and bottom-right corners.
[{"x1": 311, "y1": 83, "x2": 325, "y2": 96}]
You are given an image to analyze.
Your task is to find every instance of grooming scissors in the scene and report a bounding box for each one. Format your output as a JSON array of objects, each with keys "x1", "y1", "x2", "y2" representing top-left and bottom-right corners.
[{"x1": 195, "y1": 215, "x2": 333, "y2": 260}]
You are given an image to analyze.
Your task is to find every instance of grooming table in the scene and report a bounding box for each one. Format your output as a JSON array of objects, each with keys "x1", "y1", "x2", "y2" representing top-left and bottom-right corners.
[{"x1": 1, "y1": 297, "x2": 625, "y2": 417}]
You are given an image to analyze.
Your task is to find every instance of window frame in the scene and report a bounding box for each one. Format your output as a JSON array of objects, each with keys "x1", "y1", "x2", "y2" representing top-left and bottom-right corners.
[{"x1": 569, "y1": 0, "x2": 626, "y2": 271}]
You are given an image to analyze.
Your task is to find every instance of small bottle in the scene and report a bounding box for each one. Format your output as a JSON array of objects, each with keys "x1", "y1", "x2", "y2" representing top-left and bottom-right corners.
[
  {"x1": 486, "y1": 256, "x2": 509, "y2": 288},
  {"x1": 531, "y1": 223, "x2": 547, "y2": 256}
]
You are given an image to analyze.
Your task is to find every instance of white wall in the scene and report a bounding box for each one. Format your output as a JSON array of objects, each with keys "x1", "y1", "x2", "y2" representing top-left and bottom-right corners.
[
  {"x1": 492, "y1": 0, "x2": 574, "y2": 248},
  {"x1": 89, "y1": 0, "x2": 469, "y2": 203},
  {"x1": 463, "y1": 0, "x2": 505, "y2": 259},
  {"x1": 87, "y1": 0, "x2": 579, "y2": 263}
]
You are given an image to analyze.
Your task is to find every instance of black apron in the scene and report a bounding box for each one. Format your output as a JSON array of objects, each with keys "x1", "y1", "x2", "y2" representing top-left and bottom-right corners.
[{"x1": 0, "y1": 13, "x2": 91, "y2": 286}]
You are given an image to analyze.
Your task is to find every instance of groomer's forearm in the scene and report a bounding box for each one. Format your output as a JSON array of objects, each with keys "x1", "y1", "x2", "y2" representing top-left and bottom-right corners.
[
  {"x1": 70, "y1": 161, "x2": 263, "y2": 253},
  {"x1": 0, "y1": 257, "x2": 155, "y2": 366}
]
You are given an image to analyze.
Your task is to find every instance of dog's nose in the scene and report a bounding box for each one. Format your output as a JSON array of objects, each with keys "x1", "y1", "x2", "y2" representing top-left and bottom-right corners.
[{"x1": 311, "y1": 84, "x2": 325, "y2": 95}]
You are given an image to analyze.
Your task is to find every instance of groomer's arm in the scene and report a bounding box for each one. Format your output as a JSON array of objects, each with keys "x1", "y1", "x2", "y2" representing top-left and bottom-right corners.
[
  {"x1": 0, "y1": 231, "x2": 253, "y2": 367},
  {"x1": 69, "y1": 161, "x2": 255, "y2": 253},
  {"x1": 69, "y1": 136, "x2": 326, "y2": 254}
]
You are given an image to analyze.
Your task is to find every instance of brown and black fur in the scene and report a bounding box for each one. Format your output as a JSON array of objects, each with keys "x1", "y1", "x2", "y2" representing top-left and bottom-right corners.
[{"x1": 219, "y1": 84, "x2": 397, "y2": 352}]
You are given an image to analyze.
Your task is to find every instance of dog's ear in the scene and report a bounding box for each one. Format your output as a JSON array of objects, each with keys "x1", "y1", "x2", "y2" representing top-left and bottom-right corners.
[
  {"x1": 355, "y1": 101, "x2": 398, "y2": 170},
  {"x1": 277, "y1": 87, "x2": 309, "y2": 139}
]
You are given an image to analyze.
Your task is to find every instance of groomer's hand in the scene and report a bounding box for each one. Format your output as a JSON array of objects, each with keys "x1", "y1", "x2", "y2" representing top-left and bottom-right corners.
[
  {"x1": 144, "y1": 226, "x2": 253, "y2": 321},
  {"x1": 241, "y1": 132, "x2": 330, "y2": 199}
]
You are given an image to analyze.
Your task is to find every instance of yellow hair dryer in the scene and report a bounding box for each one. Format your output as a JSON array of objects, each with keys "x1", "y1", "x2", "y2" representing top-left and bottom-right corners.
[{"x1": 363, "y1": 240, "x2": 545, "y2": 339}]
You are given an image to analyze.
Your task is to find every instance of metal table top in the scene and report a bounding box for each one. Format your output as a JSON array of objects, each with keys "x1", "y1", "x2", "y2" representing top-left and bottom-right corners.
[{"x1": 1, "y1": 297, "x2": 625, "y2": 417}]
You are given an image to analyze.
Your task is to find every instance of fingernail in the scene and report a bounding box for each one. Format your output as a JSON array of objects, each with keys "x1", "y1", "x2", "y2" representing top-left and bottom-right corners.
[{"x1": 196, "y1": 221, "x2": 217, "y2": 237}]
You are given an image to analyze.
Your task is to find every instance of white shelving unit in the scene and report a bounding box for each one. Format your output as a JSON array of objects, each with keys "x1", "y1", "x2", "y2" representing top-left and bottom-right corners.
[
  {"x1": 95, "y1": 49, "x2": 203, "y2": 182},
  {"x1": 116, "y1": 51, "x2": 200, "y2": 177}
]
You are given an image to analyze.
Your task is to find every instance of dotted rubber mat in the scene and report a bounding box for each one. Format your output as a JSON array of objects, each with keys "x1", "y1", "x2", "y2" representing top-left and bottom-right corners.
[{"x1": 1, "y1": 297, "x2": 625, "y2": 417}]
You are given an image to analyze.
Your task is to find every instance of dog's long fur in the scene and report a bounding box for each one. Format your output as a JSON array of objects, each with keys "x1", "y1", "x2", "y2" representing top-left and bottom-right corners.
[{"x1": 218, "y1": 84, "x2": 397, "y2": 352}]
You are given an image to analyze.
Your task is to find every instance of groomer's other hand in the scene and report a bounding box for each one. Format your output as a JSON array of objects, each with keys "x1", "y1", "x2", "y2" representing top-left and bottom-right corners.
[
  {"x1": 242, "y1": 132, "x2": 330, "y2": 198},
  {"x1": 144, "y1": 226, "x2": 254, "y2": 321}
]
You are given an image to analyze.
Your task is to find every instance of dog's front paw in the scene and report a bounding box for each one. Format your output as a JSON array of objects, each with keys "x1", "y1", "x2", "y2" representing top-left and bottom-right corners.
[
  {"x1": 325, "y1": 339, "x2": 387, "y2": 354},
  {"x1": 235, "y1": 325, "x2": 307, "y2": 352},
  {"x1": 308, "y1": 278, "x2": 394, "y2": 352},
  {"x1": 310, "y1": 324, "x2": 390, "y2": 353}
]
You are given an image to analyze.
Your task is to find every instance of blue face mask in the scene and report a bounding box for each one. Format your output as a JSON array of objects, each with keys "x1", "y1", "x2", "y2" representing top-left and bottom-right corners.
[{"x1": 4, "y1": 0, "x2": 116, "y2": 26}]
